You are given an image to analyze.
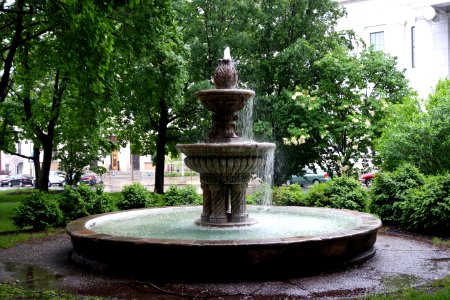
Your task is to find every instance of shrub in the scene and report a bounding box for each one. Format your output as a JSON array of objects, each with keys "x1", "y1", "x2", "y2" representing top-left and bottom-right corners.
[
  {"x1": 304, "y1": 182, "x2": 330, "y2": 207},
  {"x1": 88, "y1": 185, "x2": 114, "y2": 215},
  {"x1": 59, "y1": 186, "x2": 87, "y2": 222},
  {"x1": 400, "y1": 174, "x2": 450, "y2": 235},
  {"x1": 59, "y1": 185, "x2": 114, "y2": 223},
  {"x1": 369, "y1": 163, "x2": 424, "y2": 222},
  {"x1": 272, "y1": 184, "x2": 307, "y2": 206},
  {"x1": 164, "y1": 185, "x2": 202, "y2": 206},
  {"x1": 13, "y1": 191, "x2": 62, "y2": 230},
  {"x1": 303, "y1": 176, "x2": 368, "y2": 211},
  {"x1": 117, "y1": 183, "x2": 150, "y2": 210},
  {"x1": 326, "y1": 176, "x2": 368, "y2": 211}
]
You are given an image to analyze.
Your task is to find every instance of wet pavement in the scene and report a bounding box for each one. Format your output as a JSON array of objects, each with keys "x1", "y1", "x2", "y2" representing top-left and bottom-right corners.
[{"x1": 0, "y1": 228, "x2": 449, "y2": 299}]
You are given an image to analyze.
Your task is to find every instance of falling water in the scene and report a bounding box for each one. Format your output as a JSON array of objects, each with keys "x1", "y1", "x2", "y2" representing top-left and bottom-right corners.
[
  {"x1": 236, "y1": 97, "x2": 274, "y2": 207},
  {"x1": 237, "y1": 98, "x2": 254, "y2": 141}
]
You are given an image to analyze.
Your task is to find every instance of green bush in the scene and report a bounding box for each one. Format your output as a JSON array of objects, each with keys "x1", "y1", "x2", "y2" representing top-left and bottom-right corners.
[
  {"x1": 304, "y1": 182, "x2": 330, "y2": 207},
  {"x1": 13, "y1": 191, "x2": 62, "y2": 230},
  {"x1": 303, "y1": 176, "x2": 368, "y2": 211},
  {"x1": 88, "y1": 185, "x2": 114, "y2": 215},
  {"x1": 272, "y1": 184, "x2": 307, "y2": 206},
  {"x1": 117, "y1": 183, "x2": 150, "y2": 210},
  {"x1": 59, "y1": 186, "x2": 87, "y2": 222},
  {"x1": 326, "y1": 176, "x2": 368, "y2": 211},
  {"x1": 369, "y1": 164, "x2": 424, "y2": 222},
  {"x1": 59, "y1": 185, "x2": 114, "y2": 222},
  {"x1": 400, "y1": 174, "x2": 450, "y2": 235},
  {"x1": 164, "y1": 185, "x2": 202, "y2": 206}
]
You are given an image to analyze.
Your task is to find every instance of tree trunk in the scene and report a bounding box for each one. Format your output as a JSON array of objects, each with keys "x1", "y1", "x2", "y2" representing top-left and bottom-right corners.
[
  {"x1": 154, "y1": 98, "x2": 169, "y2": 194},
  {"x1": 37, "y1": 140, "x2": 53, "y2": 191},
  {"x1": 32, "y1": 147, "x2": 41, "y2": 189}
]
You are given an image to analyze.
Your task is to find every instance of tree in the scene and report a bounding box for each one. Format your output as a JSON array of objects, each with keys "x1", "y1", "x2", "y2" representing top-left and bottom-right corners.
[
  {"x1": 1, "y1": 0, "x2": 118, "y2": 191},
  {"x1": 112, "y1": 1, "x2": 206, "y2": 194},
  {"x1": 179, "y1": 0, "x2": 351, "y2": 185},
  {"x1": 375, "y1": 79, "x2": 450, "y2": 174},
  {"x1": 281, "y1": 47, "x2": 412, "y2": 178}
]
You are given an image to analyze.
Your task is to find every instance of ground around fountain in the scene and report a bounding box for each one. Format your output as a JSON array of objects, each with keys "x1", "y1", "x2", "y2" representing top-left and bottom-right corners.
[{"x1": 0, "y1": 228, "x2": 449, "y2": 299}]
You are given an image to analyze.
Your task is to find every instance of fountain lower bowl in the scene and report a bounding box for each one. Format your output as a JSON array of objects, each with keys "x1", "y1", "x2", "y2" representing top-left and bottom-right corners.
[{"x1": 66, "y1": 206, "x2": 381, "y2": 280}]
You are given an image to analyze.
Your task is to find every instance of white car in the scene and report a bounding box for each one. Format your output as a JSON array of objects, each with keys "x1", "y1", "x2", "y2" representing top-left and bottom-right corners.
[{"x1": 48, "y1": 171, "x2": 65, "y2": 187}]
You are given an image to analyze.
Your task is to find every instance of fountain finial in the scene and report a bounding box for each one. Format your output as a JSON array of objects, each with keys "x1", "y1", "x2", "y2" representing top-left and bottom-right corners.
[{"x1": 213, "y1": 47, "x2": 238, "y2": 89}]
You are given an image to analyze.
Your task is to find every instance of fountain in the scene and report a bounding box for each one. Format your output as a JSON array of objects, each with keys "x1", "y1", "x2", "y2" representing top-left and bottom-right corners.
[{"x1": 66, "y1": 49, "x2": 381, "y2": 280}]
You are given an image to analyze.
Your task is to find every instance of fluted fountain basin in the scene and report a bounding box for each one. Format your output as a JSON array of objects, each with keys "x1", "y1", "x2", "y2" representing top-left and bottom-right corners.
[
  {"x1": 176, "y1": 142, "x2": 275, "y2": 175},
  {"x1": 66, "y1": 206, "x2": 381, "y2": 280}
]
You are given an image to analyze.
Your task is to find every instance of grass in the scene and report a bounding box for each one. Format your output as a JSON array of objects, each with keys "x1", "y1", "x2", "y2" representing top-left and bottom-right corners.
[{"x1": 365, "y1": 276, "x2": 450, "y2": 299}]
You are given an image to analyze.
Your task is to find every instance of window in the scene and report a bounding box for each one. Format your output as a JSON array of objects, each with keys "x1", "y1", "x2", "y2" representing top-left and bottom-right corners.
[
  {"x1": 17, "y1": 142, "x2": 21, "y2": 154},
  {"x1": 370, "y1": 31, "x2": 384, "y2": 51},
  {"x1": 411, "y1": 26, "x2": 416, "y2": 68}
]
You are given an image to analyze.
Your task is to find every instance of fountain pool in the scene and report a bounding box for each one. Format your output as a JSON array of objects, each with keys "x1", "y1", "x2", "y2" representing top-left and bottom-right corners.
[{"x1": 67, "y1": 205, "x2": 380, "y2": 279}]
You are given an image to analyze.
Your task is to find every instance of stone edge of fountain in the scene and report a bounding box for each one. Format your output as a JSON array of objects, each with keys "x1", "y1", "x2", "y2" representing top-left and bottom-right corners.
[{"x1": 66, "y1": 206, "x2": 381, "y2": 280}]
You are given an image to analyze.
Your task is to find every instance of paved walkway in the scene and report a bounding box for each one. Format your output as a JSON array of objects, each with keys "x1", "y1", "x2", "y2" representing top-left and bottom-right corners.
[{"x1": 0, "y1": 228, "x2": 449, "y2": 299}]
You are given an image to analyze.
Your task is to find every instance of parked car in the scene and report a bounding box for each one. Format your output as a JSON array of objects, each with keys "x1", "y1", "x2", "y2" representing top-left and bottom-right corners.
[
  {"x1": 286, "y1": 168, "x2": 330, "y2": 186},
  {"x1": 0, "y1": 175, "x2": 10, "y2": 187},
  {"x1": 8, "y1": 174, "x2": 35, "y2": 187},
  {"x1": 361, "y1": 170, "x2": 378, "y2": 187},
  {"x1": 80, "y1": 174, "x2": 102, "y2": 186},
  {"x1": 48, "y1": 171, "x2": 65, "y2": 187}
]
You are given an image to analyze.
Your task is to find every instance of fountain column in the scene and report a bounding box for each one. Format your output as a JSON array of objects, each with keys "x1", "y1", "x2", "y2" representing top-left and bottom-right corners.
[
  {"x1": 200, "y1": 181, "x2": 211, "y2": 222},
  {"x1": 208, "y1": 182, "x2": 228, "y2": 223},
  {"x1": 229, "y1": 181, "x2": 250, "y2": 223}
]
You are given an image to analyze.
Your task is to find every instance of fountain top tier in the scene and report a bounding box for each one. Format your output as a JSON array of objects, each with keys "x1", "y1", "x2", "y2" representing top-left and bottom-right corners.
[{"x1": 196, "y1": 48, "x2": 257, "y2": 143}]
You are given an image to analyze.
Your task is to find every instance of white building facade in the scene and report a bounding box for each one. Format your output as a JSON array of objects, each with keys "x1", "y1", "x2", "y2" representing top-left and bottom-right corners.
[{"x1": 337, "y1": 0, "x2": 450, "y2": 98}]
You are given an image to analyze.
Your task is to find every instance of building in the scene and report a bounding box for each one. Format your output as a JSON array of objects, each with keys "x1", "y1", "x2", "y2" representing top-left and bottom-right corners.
[
  {"x1": 0, "y1": 138, "x2": 154, "y2": 177},
  {"x1": 337, "y1": 0, "x2": 450, "y2": 98}
]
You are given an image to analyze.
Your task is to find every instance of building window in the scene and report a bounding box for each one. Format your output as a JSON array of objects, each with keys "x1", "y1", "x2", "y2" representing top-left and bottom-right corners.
[
  {"x1": 370, "y1": 31, "x2": 384, "y2": 51},
  {"x1": 17, "y1": 142, "x2": 21, "y2": 154},
  {"x1": 411, "y1": 26, "x2": 416, "y2": 68},
  {"x1": 5, "y1": 164, "x2": 9, "y2": 172}
]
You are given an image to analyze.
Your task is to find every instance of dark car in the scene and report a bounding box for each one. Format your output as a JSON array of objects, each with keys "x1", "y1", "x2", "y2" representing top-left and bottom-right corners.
[
  {"x1": 80, "y1": 174, "x2": 102, "y2": 186},
  {"x1": 0, "y1": 175, "x2": 10, "y2": 186},
  {"x1": 8, "y1": 174, "x2": 35, "y2": 187}
]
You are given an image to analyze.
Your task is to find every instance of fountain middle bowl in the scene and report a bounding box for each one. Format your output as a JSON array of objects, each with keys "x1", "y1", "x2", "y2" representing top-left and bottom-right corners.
[{"x1": 66, "y1": 205, "x2": 381, "y2": 280}]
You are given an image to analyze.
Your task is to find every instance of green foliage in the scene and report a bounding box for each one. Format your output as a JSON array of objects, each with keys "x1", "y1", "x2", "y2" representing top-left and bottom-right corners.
[
  {"x1": 303, "y1": 176, "x2": 368, "y2": 211},
  {"x1": 117, "y1": 183, "x2": 151, "y2": 210},
  {"x1": 271, "y1": 184, "x2": 307, "y2": 206},
  {"x1": 375, "y1": 79, "x2": 450, "y2": 174},
  {"x1": 164, "y1": 185, "x2": 202, "y2": 206},
  {"x1": 58, "y1": 186, "x2": 87, "y2": 223},
  {"x1": 399, "y1": 174, "x2": 450, "y2": 235},
  {"x1": 13, "y1": 191, "x2": 61, "y2": 230},
  {"x1": 369, "y1": 164, "x2": 425, "y2": 223},
  {"x1": 59, "y1": 185, "x2": 113, "y2": 223}
]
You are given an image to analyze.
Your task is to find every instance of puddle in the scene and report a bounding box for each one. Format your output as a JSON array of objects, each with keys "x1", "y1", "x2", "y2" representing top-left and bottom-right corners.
[
  {"x1": 0, "y1": 262, "x2": 62, "y2": 290},
  {"x1": 381, "y1": 274, "x2": 422, "y2": 292}
]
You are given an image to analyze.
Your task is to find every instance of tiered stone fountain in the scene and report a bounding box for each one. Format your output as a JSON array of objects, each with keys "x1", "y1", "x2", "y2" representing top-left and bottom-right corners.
[
  {"x1": 66, "y1": 50, "x2": 381, "y2": 280},
  {"x1": 176, "y1": 51, "x2": 275, "y2": 227}
]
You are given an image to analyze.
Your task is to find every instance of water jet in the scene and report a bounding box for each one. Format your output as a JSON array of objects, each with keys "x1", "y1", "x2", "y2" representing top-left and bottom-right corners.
[{"x1": 66, "y1": 50, "x2": 381, "y2": 279}]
